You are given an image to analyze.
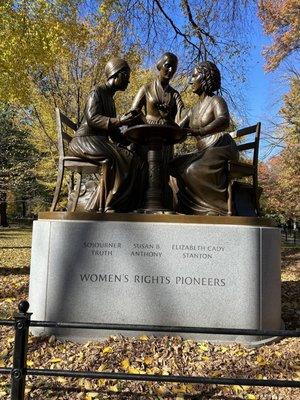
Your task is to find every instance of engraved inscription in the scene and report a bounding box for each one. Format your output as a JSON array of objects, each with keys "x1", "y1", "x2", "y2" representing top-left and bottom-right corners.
[
  {"x1": 130, "y1": 242, "x2": 162, "y2": 257},
  {"x1": 171, "y1": 244, "x2": 225, "y2": 259},
  {"x1": 83, "y1": 241, "x2": 121, "y2": 257},
  {"x1": 80, "y1": 273, "x2": 226, "y2": 286}
]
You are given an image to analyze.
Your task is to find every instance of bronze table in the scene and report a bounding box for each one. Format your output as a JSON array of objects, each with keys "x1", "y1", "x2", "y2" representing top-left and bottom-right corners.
[{"x1": 124, "y1": 124, "x2": 186, "y2": 213}]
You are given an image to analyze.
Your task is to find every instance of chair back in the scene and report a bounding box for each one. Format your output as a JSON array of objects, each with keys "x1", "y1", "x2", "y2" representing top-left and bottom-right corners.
[
  {"x1": 229, "y1": 122, "x2": 261, "y2": 170},
  {"x1": 55, "y1": 108, "x2": 77, "y2": 158}
]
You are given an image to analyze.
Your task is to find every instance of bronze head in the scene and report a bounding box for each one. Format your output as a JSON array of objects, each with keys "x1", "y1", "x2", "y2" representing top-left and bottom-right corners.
[
  {"x1": 190, "y1": 61, "x2": 221, "y2": 96},
  {"x1": 156, "y1": 52, "x2": 178, "y2": 81},
  {"x1": 105, "y1": 57, "x2": 130, "y2": 91}
]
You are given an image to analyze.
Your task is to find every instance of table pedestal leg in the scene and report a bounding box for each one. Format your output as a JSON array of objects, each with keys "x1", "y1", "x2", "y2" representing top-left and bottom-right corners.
[{"x1": 141, "y1": 141, "x2": 171, "y2": 213}]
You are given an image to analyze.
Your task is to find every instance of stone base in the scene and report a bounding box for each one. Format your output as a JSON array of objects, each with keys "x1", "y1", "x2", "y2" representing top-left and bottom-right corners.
[{"x1": 29, "y1": 213, "x2": 281, "y2": 344}]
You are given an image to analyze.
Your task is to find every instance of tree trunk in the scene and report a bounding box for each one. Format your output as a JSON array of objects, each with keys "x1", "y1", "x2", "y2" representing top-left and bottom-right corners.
[
  {"x1": 21, "y1": 198, "x2": 26, "y2": 218},
  {"x1": 0, "y1": 191, "x2": 9, "y2": 227}
]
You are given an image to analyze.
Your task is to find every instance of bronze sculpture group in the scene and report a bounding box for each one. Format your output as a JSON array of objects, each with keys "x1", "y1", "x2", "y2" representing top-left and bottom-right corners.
[{"x1": 67, "y1": 53, "x2": 241, "y2": 215}]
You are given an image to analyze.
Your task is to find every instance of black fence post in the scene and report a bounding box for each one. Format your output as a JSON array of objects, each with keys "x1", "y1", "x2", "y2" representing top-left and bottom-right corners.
[{"x1": 10, "y1": 301, "x2": 31, "y2": 400}]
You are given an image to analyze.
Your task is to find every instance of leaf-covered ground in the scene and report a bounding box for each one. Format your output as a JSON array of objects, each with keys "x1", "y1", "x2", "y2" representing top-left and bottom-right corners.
[{"x1": 0, "y1": 227, "x2": 299, "y2": 399}]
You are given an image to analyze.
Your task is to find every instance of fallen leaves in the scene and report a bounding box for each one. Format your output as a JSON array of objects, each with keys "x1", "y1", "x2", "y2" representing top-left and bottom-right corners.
[
  {"x1": 139, "y1": 335, "x2": 149, "y2": 341},
  {"x1": 198, "y1": 342, "x2": 209, "y2": 352},
  {"x1": 85, "y1": 392, "x2": 99, "y2": 399},
  {"x1": 101, "y1": 346, "x2": 112, "y2": 354},
  {"x1": 0, "y1": 227, "x2": 299, "y2": 399},
  {"x1": 246, "y1": 394, "x2": 257, "y2": 400},
  {"x1": 255, "y1": 355, "x2": 268, "y2": 366},
  {"x1": 0, "y1": 228, "x2": 31, "y2": 319},
  {"x1": 108, "y1": 383, "x2": 119, "y2": 392},
  {"x1": 0, "y1": 228, "x2": 32, "y2": 269},
  {"x1": 48, "y1": 357, "x2": 63, "y2": 363},
  {"x1": 121, "y1": 357, "x2": 130, "y2": 369}
]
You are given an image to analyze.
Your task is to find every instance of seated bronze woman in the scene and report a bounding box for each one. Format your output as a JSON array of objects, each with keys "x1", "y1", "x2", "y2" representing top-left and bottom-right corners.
[
  {"x1": 170, "y1": 61, "x2": 239, "y2": 215},
  {"x1": 130, "y1": 52, "x2": 184, "y2": 125},
  {"x1": 67, "y1": 58, "x2": 143, "y2": 212},
  {"x1": 130, "y1": 52, "x2": 184, "y2": 208}
]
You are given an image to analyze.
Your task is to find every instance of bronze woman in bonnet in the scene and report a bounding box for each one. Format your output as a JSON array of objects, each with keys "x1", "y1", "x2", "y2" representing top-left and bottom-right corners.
[
  {"x1": 171, "y1": 61, "x2": 239, "y2": 215},
  {"x1": 68, "y1": 57, "x2": 142, "y2": 212}
]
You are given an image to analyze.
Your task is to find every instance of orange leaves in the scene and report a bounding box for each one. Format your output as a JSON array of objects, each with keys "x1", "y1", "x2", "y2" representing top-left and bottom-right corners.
[
  {"x1": 258, "y1": 0, "x2": 300, "y2": 71},
  {"x1": 144, "y1": 356, "x2": 154, "y2": 365}
]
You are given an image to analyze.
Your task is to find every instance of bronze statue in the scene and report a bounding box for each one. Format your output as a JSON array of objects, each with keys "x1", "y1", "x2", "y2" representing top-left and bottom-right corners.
[
  {"x1": 129, "y1": 52, "x2": 184, "y2": 208},
  {"x1": 68, "y1": 57, "x2": 142, "y2": 212},
  {"x1": 130, "y1": 52, "x2": 184, "y2": 125},
  {"x1": 170, "y1": 61, "x2": 239, "y2": 215}
]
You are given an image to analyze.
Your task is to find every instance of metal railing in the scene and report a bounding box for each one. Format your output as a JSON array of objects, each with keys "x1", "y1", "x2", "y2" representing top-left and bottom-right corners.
[
  {"x1": 1, "y1": 301, "x2": 299, "y2": 399},
  {"x1": 281, "y1": 228, "x2": 299, "y2": 245}
]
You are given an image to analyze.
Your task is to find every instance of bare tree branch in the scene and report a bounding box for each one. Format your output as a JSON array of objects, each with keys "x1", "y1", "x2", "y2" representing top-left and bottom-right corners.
[
  {"x1": 181, "y1": 0, "x2": 216, "y2": 44},
  {"x1": 153, "y1": 0, "x2": 201, "y2": 56}
]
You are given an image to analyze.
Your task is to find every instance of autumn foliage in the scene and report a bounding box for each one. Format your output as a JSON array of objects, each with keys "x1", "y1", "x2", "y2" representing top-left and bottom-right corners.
[
  {"x1": 258, "y1": 0, "x2": 299, "y2": 218},
  {"x1": 259, "y1": 75, "x2": 300, "y2": 218},
  {"x1": 0, "y1": 0, "x2": 147, "y2": 219},
  {"x1": 258, "y1": 0, "x2": 300, "y2": 71}
]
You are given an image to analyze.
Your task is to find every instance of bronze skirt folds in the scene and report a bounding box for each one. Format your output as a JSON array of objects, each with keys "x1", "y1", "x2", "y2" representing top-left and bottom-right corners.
[
  {"x1": 68, "y1": 135, "x2": 144, "y2": 212},
  {"x1": 170, "y1": 134, "x2": 239, "y2": 215}
]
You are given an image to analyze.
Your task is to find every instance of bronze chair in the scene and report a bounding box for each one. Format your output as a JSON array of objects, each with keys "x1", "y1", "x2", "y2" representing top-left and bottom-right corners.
[
  {"x1": 227, "y1": 122, "x2": 261, "y2": 216},
  {"x1": 50, "y1": 108, "x2": 109, "y2": 212}
]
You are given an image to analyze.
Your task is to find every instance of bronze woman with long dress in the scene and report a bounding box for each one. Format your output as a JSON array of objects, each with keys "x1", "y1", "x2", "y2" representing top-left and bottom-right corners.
[
  {"x1": 130, "y1": 52, "x2": 184, "y2": 125},
  {"x1": 170, "y1": 61, "x2": 239, "y2": 215},
  {"x1": 68, "y1": 58, "x2": 142, "y2": 212},
  {"x1": 130, "y1": 52, "x2": 184, "y2": 207}
]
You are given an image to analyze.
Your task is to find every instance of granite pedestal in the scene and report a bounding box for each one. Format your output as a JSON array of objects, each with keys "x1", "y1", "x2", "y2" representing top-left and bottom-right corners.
[{"x1": 29, "y1": 213, "x2": 281, "y2": 344}]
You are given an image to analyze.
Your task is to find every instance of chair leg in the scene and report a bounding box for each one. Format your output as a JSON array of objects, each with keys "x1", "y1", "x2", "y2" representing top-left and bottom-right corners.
[
  {"x1": 98, "y1": 163, "x2": 108, "y2": 212},
  {"x1": 50, "y1": 164, "x2": 64, "y2": 212},
  {"x1": 227, "y1": 180, "x2": 233, "y2": 216},
  {"x1": 67, "y1": 172, "x2": 75, "y2": 196},
  {"x1": 253, "y1": 175, "x2": 260, "y2": 216},
  {"x1": 70, "y1": 172, "x2": 82, "y2": 212}
]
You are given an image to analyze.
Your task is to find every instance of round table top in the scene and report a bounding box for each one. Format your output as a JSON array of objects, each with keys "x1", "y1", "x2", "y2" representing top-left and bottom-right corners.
[{"x1": 124, "y1": 124, "x2": 187, "y2": 145}]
